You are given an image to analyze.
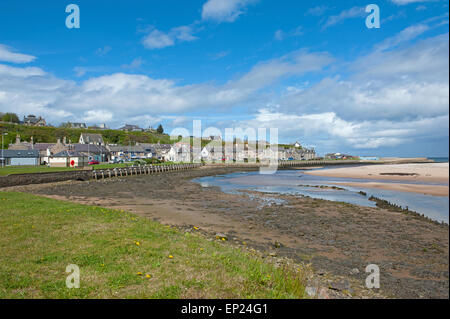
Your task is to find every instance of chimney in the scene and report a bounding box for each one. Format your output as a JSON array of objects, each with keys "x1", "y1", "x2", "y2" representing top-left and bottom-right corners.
[
  {"x1": 63, "y1": 136, "x2": 67, "y2": 144},
  {"x1": 31, "y1": 136, "x2": 34, "y2": 149},
  {"x1": 15, "y1": 134, "x2": 21, "y2": 144},
  {"x1": 57, "y1": 138, "x2": 61, "y2": 144}
]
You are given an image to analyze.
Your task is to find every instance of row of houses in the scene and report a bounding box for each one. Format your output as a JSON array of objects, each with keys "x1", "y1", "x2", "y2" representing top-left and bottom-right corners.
[{"x1": 2, "y1": 133, "x2": 316, "y2": 167}]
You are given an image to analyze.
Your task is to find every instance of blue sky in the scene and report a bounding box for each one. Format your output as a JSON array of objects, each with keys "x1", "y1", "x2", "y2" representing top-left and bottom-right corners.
[{"x1": 0, "y1": 0, "x2": 448, "y2": 157}]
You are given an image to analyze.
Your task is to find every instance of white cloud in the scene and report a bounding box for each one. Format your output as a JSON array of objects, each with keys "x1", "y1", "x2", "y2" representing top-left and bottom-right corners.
[
  {"x1": 201, "y1": 0, "x2": 255, "y2": 23},
  {"x1": 390, "y1": 0, "x2": 432, "y2": 5},
  {"x1": 0, "y1": 50, "x2": 332, "y2": 127},
  {"x1": 239, "y1": 109, "x2": 448, "y2": 149},
  {"x1": 83, "y1": 110, "x2": 113, "y2": 123},
  {"x1": 142, "y1": 26, "x2": 197, "y2": 49},
  {"x1": 0, "y1": 44, "x2": 36, "y2": 63},
  {"x1": 142, "y1": 29, "x2": 175, "y2": 49},
  {"x1": 375, "y1": 24, "x2": 430, "y2": 51},
  {"x1": 211, "y1": 51, "x2": 230, "y2": 60},
  {"x1": 121, "y1": 57, "x2": 144, "y2": 69},
  {"x1": 95, "y1": 46, "x2": 111, "y2": 57},
  {"x1": 274, "y1": 26, "x2": 303, "y2": 41},
  {"x1": 322, "y1": 6, "x2": 365, "y2": 29},
  {"x1": 0, "y1": 64, "x2": 45, "y2": 77},
  {"x1": 274, "y1": 30, "x2": 285, "y2": 41},
  {"x1": 279, "y1": 34, "x2": 449, "y2": 123},
  {"x1": 305, "y1": 6, "x2": 330, "y2": 16}
]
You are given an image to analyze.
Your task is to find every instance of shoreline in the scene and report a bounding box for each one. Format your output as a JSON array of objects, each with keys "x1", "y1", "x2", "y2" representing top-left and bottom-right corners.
[
  {"x1": 334, "y1": 181, "x2": 449, "y2": 197},
  {"x1": 4, "y1": 166, "x2": 449, "y2": 299},
  {"x1": 304, "y1": 163, "x2": 449, "y2": 196}
]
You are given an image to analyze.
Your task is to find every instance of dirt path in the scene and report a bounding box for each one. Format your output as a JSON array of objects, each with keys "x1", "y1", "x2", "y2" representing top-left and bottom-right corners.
[{"x1": 7, "y1": 166, "x2": 449, "y2": 299}]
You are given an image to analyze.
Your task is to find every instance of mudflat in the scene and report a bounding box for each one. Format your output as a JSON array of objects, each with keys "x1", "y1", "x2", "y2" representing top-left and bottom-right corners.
[{"x1": 9, "y1": 166, "x2": 449, "y2": 299}]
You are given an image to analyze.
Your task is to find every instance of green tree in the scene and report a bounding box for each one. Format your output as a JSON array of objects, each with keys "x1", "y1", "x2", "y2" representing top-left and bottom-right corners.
[
  {"x1": 156, "y1": 124, "x2": 164, "y2": 134},
  {"x1": 1, "y1": 113, "x2": 19, "y2": 123}
]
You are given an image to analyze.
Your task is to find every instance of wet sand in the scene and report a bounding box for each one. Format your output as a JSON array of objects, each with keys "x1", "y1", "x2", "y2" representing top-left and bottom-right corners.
[
  {"x1": 335, "y1": 182, "x2": 449, "y2": 197},
  {"x1": 5, "y1": 166, "x2": 449, "y2": 299},
  {"x1": 305, "y1": 163, "x2": 449, "y2": 183},
  {"x1": 305, "y1": 163, "x2": 449, "y2": 197}
]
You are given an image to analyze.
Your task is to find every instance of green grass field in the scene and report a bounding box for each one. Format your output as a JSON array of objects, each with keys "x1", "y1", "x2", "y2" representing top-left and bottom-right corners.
[
  {"x1": 0, "y1": 166, "x2": 78, "y2": 176},
  {"x1": 0, "y1": 192, "x2": 308, "y2": 299}
]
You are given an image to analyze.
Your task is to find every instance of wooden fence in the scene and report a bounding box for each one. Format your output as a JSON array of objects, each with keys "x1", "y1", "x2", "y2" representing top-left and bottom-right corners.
[{"x1": 92, "y1": 163, "x2": 203, "y2": 180}]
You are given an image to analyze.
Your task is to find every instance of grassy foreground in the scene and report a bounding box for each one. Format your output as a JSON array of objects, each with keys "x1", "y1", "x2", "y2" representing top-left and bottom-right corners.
[{"x1": 0, "y1": 192, "x2": 307, "y2": 299}]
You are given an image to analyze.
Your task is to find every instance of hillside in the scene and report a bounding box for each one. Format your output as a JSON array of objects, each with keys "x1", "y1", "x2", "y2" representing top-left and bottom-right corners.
[{"x1": 0, "y1": 123, "x2": 174, "y2": 149}]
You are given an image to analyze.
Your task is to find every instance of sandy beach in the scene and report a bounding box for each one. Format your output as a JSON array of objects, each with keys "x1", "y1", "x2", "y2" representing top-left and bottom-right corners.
[
  {"x1": 305, "y1": 163, "x2": 449, "y2": 183},
  {"x1": 334, "y1": 181, "x2": 449, "y2": 197}
]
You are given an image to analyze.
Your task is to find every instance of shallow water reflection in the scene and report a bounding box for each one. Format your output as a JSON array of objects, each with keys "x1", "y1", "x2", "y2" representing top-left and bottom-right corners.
[{"x1": 194, "y1": 169, "x2": 449, "y2": 223}]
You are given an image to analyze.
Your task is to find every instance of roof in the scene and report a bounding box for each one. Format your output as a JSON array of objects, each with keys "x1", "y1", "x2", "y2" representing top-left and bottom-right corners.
[
  {"x1": 0, "y1": 149, "x2": 39, "y2": 158},
  {"x1": 107, "y1": 145, "x2": 146, "y2": 153},
  {"x1": 53, "y1": 150, "x2": 86, "y2": 157},
  {"x1": 33, "y1": 143, "x2": 54, "y2": 151},
  {"x1": 136, "y1": 143, "x2": 157, "y2": 152},
  {"x1": 71, "y1": 144, "x2": 110, "y2": 154},
  {"x1": 80, "y1": 133, "x2": 104, "y2": 144},
  {"x1": 119, "y1": 124, "x2": 142, "y2": 130},
  {"x1": 153, "y1": 144, "x2": 172, "y2": 151},
  {"x1": 23, "y1": 115, "x2": 44, "y2": 124}
]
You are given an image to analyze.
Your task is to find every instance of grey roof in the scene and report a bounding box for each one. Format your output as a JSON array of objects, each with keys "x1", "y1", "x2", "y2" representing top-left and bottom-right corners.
[
  {"x1": 53, "y1": 150, "x2": 86, "y2": 157},
  {"x1": 70, "y1": 144, "x2": 110, "y2": 154},
  {"x1": 23, "y1": 115, "x2": 41, "y2": 124},
  {"x1": 137, "y1": 143, "x2": 157, "y2": 152},
  {"x1": 107, "y1": 145, "x2": 146, "y2": 153},
  {"x1": 119, "y1": 124, "x2": 142, "y2": 131},
  {"x1": 0, "y1": 149, "x2": 39, "y2": 158},
  {"x1": 33, "y1": 143, "x2": 54, "y2": 151},
  {"x1": 80, "y1": 133, "x2": 104, "y2": 144},
  {"x1": 153, "y1": 144, "x2": 172, "y2": 151}
]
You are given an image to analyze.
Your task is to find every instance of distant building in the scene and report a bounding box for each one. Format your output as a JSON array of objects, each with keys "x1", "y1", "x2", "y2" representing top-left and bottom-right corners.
[
  {"x1": 203, "y1": 135, "x2": 222, "y2": 142},
  {"x1": 68, "y1": 122, "x2": 87, "y2": 129},
  {"x1": 22, "y1": 115, "x2": 46, "y2": 127},
  {"x1": 359, "y1": 156, "x2": 379, "y2": 161},
  {"x1": 0, "y1": 149, "x2": 40, "y2": 166},
  {"x1": 325, "y1": 153, "x2": 355, "y2": 160},
  {"x1": 79, "y1": 133, "x2": 105, "y2": 146},
  {"x1": 88, "y1": 123, "x2": 109, "y2": 130},
  {"x1": 119, "y1": 124, "x2": 144, "y2": 132}
]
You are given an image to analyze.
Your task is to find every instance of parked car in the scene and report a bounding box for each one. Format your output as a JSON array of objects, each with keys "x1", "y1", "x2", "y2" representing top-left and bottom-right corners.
[
  {"x1": 109, "y1": 159, "x2": 124, "y2": 164},
  {"x1": 88, "y1": 160, "x2": 100, "y2": 165}
]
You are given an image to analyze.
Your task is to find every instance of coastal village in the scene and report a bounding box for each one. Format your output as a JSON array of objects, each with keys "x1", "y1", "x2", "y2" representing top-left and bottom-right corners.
[{"x1": 0, "y1": 113, "x2": 318, "y2": 167}]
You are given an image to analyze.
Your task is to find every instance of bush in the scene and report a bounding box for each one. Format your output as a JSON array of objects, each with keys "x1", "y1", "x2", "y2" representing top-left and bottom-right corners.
[{"x1": 143, "y1": 158, "x2": 162, "y2": 165}]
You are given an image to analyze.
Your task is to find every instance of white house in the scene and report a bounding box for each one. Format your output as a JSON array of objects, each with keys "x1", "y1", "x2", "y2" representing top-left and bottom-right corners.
[
  {"x1": 201, "y1": 144, "x2": 223, "y2": 162},
  {"x1": 166, "y1": 143, "x2": 191, "y2": 162},
  {"x1": 79, "y1": 133, "x2": 105, "y2": 146},
  {"x1": 49, "y1": 150, "x2": 88, "y2": 168}
]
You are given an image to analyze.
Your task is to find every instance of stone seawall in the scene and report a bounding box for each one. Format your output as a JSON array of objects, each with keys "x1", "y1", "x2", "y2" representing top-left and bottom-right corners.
[
  {"x1": 0, "y1": 170, "x2": 92, "y2": 188},
  {"x1": 0, "y1": 163, "x2": 203, "y2": 188}
]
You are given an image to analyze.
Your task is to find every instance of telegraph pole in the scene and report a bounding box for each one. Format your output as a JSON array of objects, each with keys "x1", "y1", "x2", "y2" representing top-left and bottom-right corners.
[{"x1": 1, "y1": 133, "x2": 8, "y2": 168}]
